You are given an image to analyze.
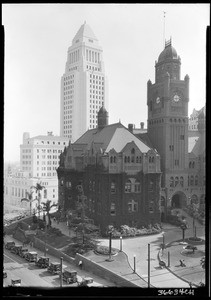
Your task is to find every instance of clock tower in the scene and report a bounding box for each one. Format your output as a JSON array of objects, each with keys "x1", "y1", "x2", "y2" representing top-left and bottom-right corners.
[{"x1": 147, "y1": 39, "x2": 189, "y2": 189}]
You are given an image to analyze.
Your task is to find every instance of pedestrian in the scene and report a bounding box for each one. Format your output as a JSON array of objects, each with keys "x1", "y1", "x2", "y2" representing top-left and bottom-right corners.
[
  {"x1": 78, "y1": 260, "x2": 83, "y2": 270},
  {"x1": 189, "y1": 282, "x2": 192, "y2": 288},
  {"x1": 182, "y1": 259, "x2": 186, "y2": 267}
]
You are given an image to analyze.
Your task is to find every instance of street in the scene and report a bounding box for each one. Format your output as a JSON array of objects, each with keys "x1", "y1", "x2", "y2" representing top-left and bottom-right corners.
[{"x1": 3, "y1": 236, "x2": 114, "y2": 288}]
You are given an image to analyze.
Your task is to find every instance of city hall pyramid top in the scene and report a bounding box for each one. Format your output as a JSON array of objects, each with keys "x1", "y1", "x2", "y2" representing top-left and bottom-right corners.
[{"x1": 72, "y1": 21, "x2": 98, "y2": 44}]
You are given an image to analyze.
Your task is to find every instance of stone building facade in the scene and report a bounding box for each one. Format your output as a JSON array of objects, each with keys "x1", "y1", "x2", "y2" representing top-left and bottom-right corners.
[{"x1": 57, "y1": 107, "x2": 161, "y2": 233}]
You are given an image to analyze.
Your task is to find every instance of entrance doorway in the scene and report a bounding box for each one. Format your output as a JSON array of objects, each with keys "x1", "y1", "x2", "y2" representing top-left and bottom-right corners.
[{"x1": 171, "y1": 192, "x2": 187, "y2": 209}]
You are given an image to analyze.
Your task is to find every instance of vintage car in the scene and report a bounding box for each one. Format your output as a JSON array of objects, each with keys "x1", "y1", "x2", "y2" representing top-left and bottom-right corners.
[
  {"x1": 62, "y1": 268, "x2": 78, "y2": 284},
  {"x1": 47, "y1": 262, "x2": 61, "y2": 275},
  {"x1": 5, "y1": 241, "x2": 15, "y2": 250},
  {"x1": 35, "y1": 256, "x2": 50, "y2": 268},
  {"x1": 11, "y1": 279, "x2": 21, "y2": 286},
  {"x1": 11, "y1": 245, "x2": 23, "y2": 254},
  {"x1": 25, "y1": 251, "x2": 38, "y2": 262},
  {"x1": 18, "y1": 248, "x2": 29, "y2": 258},
  {"x1": 78, "y1": 277, "x2": 94, "y2": 287}
]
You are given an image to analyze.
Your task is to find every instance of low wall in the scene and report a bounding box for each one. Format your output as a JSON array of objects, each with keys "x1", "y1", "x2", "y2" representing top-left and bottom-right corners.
[
  {"x1": 75, "y1": 253, "x2": 137, "y2": 287},
  {"x1": 32, "y1": 236, "x2": 75, "y2": 264}
]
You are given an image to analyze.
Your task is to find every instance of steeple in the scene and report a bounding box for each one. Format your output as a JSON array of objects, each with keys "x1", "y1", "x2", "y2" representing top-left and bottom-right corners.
[{"x1": 97, "y1": 105, "x2": 108, "y2": 129}]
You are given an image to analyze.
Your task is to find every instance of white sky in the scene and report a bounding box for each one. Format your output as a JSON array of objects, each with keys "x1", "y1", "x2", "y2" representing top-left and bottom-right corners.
[{"x1": 2, "y1": 3, "x2": 210, "y2": 162}]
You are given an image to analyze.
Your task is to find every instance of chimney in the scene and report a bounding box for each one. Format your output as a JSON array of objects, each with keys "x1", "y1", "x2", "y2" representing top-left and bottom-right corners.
[
  {"x1": 140, "y1": 122, "x2": 144, "y2": 130},
  {"x1": 47, "y1": 131, "x2": 53, "y2": 136},
  {"x1": 128, "y1": 124, "x2": 133, "y2": 132}
]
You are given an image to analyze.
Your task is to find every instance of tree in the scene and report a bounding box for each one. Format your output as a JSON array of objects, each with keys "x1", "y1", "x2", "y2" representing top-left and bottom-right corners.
[
  {"x1": 31, "y1": 183, "x2": 46, "y2": 219},
  {"x1": 41, "y1": 200, "x2": 57, "y2": 228},
  {"x1": 21, "y1": 190, "x2": 37, "y2": 216}
]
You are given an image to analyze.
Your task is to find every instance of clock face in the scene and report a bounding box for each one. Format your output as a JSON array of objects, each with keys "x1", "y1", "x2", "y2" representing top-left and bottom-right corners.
[
  {"x1": 156, "y1": 97, "x2": 160, "y2": 104},
  {"x1": 173, "y1": 94, "x2": 180, "y2": 102}
]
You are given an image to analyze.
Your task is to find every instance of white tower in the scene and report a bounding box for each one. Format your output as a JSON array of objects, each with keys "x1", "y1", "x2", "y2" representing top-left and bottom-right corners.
[{"x1": 60, "y1": 22, "x2": 108, "y2": 142}]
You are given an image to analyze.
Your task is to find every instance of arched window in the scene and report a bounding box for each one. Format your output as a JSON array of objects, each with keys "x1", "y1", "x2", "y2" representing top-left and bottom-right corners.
[
  {"x1": 113, "y1": 156, "x2": 116, "y2": 163},
  {"x1": 189, "y1": 161, "x2": 192, "y2": 168},
  {"x1": 136, "y1": 156, "x2": 139, "y2": 163},
  {"x1": 195, "y1": 175, "x2": 198, "y2": 186},
  {"x1": 190, "y1": 175, "x2": 194, "y2": 186},
  {"x1": 175, "y1": 177, "x2": 179, "y2": 187},
  {"x1": 180, "y1": 176, "x2": 184, "y2": 187},
  {"x1": 134, "y1": 180, "x2": 141, "y2": 193},
  {"x1": 125, "y1": 180, "x2": 132, "y2": 193},
  {"x1": 170, "y1": 177, "x2": 174, "y2": 187},
  {"x1": 188, "y1": 176, "x2": 190, "y2": 186},
  {"x1": 110, "y1": 156, "x2": 113, "y2": 163},
  {"x1": 139, "y1": 156, "x2": 142, "y2": 163},
  {"x1": 149, "y1": 157, "x2": 151, "y2": 163}
]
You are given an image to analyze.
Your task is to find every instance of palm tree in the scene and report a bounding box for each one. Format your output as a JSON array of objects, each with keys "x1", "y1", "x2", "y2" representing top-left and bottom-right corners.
[
  {"x1": 41, "y1": 200, "x2": 58, "y2": 228},
  {"x1": 21, "y1": 190, "x2": 37, "y2": 216},
  {"x1": 31, "y1": 183, "x2": 46, "y2": 219}
]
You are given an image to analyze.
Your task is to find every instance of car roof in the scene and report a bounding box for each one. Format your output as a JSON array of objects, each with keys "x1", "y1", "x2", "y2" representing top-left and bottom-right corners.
[
  {"x1": 51, "y1": 262, "x2": 60, "y2": 265},
  {"x1": 64, "y1": 268, "x2": 77, "y2": 273},
  {"x1": 28, "y1": 251, "x2": 37, "y2": 254}
]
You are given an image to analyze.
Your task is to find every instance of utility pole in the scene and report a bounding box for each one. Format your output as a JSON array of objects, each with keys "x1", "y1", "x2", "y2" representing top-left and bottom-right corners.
[
  {"x1": 148, "y1": 243, "x2": 150, "y2": 288},
  {"x1": 60, "y1": 256, "x2": 63, "y2": 287}
]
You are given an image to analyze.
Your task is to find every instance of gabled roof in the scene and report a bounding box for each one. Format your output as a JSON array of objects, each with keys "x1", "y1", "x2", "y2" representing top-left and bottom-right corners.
[
  {"x1": 74, "y1": 123, "x2": 151, "y2": 154},
  {"x1": 106, "y1": 128, "x2": 151, "y2": 153},
  {"x1": 188, "y1": 134, "x2": 205, "y2": 156}
]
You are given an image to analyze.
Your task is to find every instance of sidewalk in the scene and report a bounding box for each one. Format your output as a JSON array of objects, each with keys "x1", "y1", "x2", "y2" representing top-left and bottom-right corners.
[{"x1": 51, "y1": 220, "x2": 191, "y2": 288}]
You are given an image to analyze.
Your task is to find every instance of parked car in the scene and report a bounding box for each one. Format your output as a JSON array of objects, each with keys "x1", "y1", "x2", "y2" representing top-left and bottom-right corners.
[
  {"x1": 11, "y1": 279, "x2": 21, "y2": 286},
  {"x1": 25, "y1": 251, "x2": 38, "y2": 262},
  {"x1": 11, "y1": 245, "x2": 22, "y2": 255},
  {"x1": 78, "y1": 277, "x2": 94, "y2": 287},
  {"x1": 35, "y1": 256, "x2": 50, "y2": 268},
  {"x1": 5, "y1": 241, "x2": 15, "y2": 250},
  {"x1": 47, "y1": 262, "x2": 61, "y2": 275},
  {"x1": 18, "y1": 248, "x2": 29, "y2": 258},
  {"x1": 62, "y1": 268, "x2": 78, "y2": 284}
]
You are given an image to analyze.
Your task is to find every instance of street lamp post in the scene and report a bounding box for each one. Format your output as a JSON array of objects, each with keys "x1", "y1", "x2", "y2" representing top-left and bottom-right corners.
[
  {"x1": 133, "y1": 255, "x2": 136, "y2": 273},
  {"x1": 148, "y1": 243, "x2": 150, "y2": 288},
  {"x1": 120, "y1": 236, "x2": 122, "y2": 252},
  {"x1": 60, "y1": 257, "x2": 63, "y2": 287}
]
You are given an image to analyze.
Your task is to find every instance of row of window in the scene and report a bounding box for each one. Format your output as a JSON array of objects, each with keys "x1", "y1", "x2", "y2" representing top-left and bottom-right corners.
[
  {"x1": 170, "y1": 175, "x2": 205, "y2": 187},
  {"x1": 22, "y1": 155, "x2": 31, "y2": 159},
  {"x1": 87, "y1": 65, "x2": 100, "y2": 71},
  {"x1": 37, "y1": 149, "x2": 60, "y2": 153},
  {"x1": 69, "y1": 49, "x2": 80, "y2": 64},
  {"x1": 37, "y1": 155, "x2": 60, "y2": 160},
  {"x1": 22, "y1": 149, "x2": 31, "y2": 153},
  {"x1": 86, "y1": 49, "x2": 100, "y2": 64},
  {"x1": 149, "y1": 118, "x2": 186, "y2": 125},
  {"x1": 37, "y1": 172, "x2": 57, "y2": 177},
  {"x1": 64, "y1": 74, "x2": 74, "y2": 81}
]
